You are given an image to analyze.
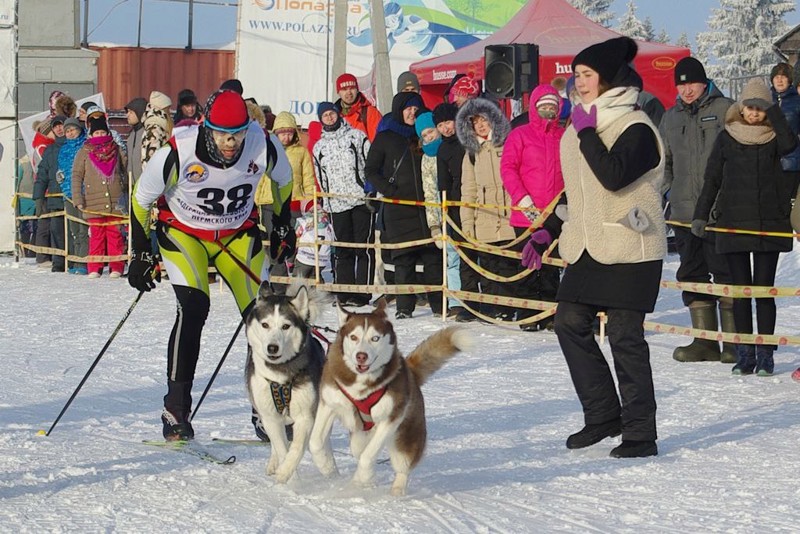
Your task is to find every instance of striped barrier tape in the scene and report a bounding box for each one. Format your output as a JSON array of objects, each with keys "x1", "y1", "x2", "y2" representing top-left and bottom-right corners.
[
  {"x1": 645, "y1": 321, "x2": 800, "y2": 346},
  {"x1": 667, "y1": 219, "x2": 800, "y2": 239},
  {"x1": 660, "y1": 280, "x2": 800, "y2": 298}
]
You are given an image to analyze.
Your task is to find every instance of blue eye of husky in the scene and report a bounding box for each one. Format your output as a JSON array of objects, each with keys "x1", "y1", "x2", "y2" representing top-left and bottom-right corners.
[{"x1": 371, "y1": 335, "x2": 380, "y2": 342}]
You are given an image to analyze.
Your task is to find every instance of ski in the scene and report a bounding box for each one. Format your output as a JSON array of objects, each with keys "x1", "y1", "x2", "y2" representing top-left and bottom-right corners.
[
  {"x1": 211, "y1": 438, "x2": 269, "y2": 446},
  {"x1": 141, "y1": 440, "x2": 236, "y2": 465}
]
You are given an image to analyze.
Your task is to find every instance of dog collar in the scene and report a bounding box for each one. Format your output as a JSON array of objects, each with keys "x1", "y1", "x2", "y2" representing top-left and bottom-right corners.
[{"x1": 336, "y1": 381, "x2": 387, "y2": 431}]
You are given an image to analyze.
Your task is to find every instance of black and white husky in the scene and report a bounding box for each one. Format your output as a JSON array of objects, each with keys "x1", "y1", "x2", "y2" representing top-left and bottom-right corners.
[{"x1": 245, "y1": 282, "x2": 327, "y2": 483}]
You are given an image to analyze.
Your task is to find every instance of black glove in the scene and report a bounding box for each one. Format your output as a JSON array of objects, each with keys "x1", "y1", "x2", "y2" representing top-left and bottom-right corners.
[
  {"x1": 691, "y1": 219, "x2": 708, "y2": 239},
  {"x1": 128, "y1": 251, "x2": 161, "y2": 292},
  {"x1": 35, "y1": 199, "x2": 45, "y2": 217},
  {"x1": 270, "y1": 224, "x2": 296, "y2": 264}
]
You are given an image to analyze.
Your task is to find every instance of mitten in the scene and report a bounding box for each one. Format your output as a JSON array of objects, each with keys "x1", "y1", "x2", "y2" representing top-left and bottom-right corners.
[
  {"x1": 128, "y1": 251, "x2": 161, "y2": 292},
  {"x1": 617, "y1": 207, "x2": 650, "y2": 233},
  {"x1": 430, "y1": 226, "x2": 444, "y2": 249},
  {"x1": 571, "y1": 104, "x2": 597, "y2": 133},
  {"x1": 691, "y1": 219, "x2": 708, "y2": 238},
  {"x1": 521, "y1": 229, "x2": 552, "y2": 270},
  {"x1": 270, "y1": 224, "x2": 297, "y2": 264}
]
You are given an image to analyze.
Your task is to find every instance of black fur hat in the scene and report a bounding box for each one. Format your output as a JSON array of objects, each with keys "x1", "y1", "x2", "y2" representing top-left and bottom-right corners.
[{"x1": 177, "y1": 89, "x2": 198, "y2": 106}]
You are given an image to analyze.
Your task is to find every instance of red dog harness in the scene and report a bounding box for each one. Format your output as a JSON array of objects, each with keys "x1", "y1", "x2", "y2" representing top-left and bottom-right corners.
[{"x1": 336, "y1": 382, "x2": 387, "y2": 431}]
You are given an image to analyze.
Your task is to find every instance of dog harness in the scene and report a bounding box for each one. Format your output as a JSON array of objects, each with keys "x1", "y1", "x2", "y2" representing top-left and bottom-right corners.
[
  {"x1": 269, "y1": 380, "x2": 292, "y2": 416},
  {"x1": 336, "y1": 382, "x2": 386, "y2": 431}
]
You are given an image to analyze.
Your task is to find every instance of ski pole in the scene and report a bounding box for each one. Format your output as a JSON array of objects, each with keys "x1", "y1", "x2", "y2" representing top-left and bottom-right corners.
[
  {"x1": 44, "y1": 290, "x2": 145, "y2": 436},
  {"x1": 190, "y1": 318, "x2": 245, "y2": 421}
]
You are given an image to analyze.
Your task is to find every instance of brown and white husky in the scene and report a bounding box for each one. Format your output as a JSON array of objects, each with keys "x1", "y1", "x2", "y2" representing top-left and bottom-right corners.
[{"x1": 309, "y1": 299, "x2": 472, "y2": 496}]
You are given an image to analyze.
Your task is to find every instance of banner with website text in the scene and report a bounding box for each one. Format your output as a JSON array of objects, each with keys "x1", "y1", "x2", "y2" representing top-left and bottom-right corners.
[{"x1": 236, "y1": 0, "x2": 521, "y2": 125}]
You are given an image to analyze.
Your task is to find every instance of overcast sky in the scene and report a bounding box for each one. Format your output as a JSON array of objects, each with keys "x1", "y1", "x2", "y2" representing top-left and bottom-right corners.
[{"x1": 83, "y1": 0, "x2": 800, "y2": 50}]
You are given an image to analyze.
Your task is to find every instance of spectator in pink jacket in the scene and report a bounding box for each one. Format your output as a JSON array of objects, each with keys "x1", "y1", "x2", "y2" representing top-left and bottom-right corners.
[{"x1": 501, "y1": 84, "x2": 565, "y2": 331}]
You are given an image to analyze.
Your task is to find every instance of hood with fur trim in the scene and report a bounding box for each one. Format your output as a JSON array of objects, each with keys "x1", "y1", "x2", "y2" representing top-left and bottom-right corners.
[{"x1": 455, "y1": 97, "x2": 510, "y2": 155}]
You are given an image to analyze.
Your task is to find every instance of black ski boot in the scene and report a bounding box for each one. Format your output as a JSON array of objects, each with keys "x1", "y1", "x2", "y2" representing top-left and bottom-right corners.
[
  {"x1": 162, "y1": 380, "x2": 194, "y2": 441},
  {"x1": 566, "y1": 418, "x2": 622, "y2": 449}
]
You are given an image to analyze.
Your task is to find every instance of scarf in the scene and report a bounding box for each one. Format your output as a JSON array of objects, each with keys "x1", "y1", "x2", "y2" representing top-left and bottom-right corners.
[
  {"x1": 421, "y1": 135, "x2": 442, "y2": 156},
  {"x1": 724, "y1": 104, "x2": 776, "y2": 145},
  {"x1": 58, "y1": 132, "x2": 87, "y2": 199},
  {"x1": 579, "y1": 86, "x2": 640, "y2": 134},
  {"x1": 85, "y1": 135, "x2": 118, "y2": 178},
  {"x1": 382, "y1": 116, "x2": 417, "y2": 139},
  {"x1": 725, "y1": 120, "x2": 776, "y2": 146}
]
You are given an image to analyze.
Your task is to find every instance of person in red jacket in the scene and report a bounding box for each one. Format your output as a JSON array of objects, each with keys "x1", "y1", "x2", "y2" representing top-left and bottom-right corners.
[
  {"x1": 334, "y1": 73, "x2": 382, "y2": 141},
  {"x1": 501, "y1": 84, "x2": 565, "y2": 331}
]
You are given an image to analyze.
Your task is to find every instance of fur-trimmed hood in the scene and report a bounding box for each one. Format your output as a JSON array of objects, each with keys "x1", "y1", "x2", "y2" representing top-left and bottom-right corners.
[{"x1": 455, "y1": 97, "x2": 510, "y2": 155}]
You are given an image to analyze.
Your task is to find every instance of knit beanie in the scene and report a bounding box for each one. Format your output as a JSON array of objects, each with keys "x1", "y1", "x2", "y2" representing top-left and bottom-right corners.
[
  {"x1": 397, "y1": 71, "x2": 420, "y2": 93},
  {"x1": 432, "y1": 103, "x2": 458, "y2": 125},
  {"x1": 451, "y1": 76, "x2": 480, "y2": 99},
  {"x1": 536, "y1": 93, "x2": 560, "y2": 110},
  {"x1": 51, "y1": 115, "x2": 67, "y2": 127},
  {"x1": 204, "y1": 90, "x2": 250, "y2": 132},
  {"x1": 336, "y1": 73, "x2": 358, "y2": 92},
  {"x1": 572, "y1": 36, "x2": 639, "y2": 88},
  {"x1": 770, "y1": 62, "x2": 793, "y2": 85},
  {"x1": 272, "y1": 111, "x2": 299, "y2": 134},
  {"x1": 674, "y1": 57, "x2": 707, "y2": 85},
  {"x1": 88, "y1": 115, "x2": 109, "y2": 135},
  {"x1": 178, "y1": 89, "x2": 198, "y2": 106},
  {"x1": 64, "y1": 117, "x2": 83, "y2": 132},
  {"x1": 220, "y1": 79, "x2": 244, "y2": 95},
  {"x1": 739, "y1": 78, "x2": 773, "y2": 110},
  {"x1": 80, "y1": 101, "x2": 97, "y2": 113},
  {"x1": 317, "y1": 101, "x2": 338, "y2": 121},
  {"x1": 414, "y1": 111, "x2": 436, "y2": 137},
  {"x1": 124, "y1": 97, "x2": 148, "y2": 121},
  {"x1": 149, "y1": 90, "x2": 172, "y2": 111}
]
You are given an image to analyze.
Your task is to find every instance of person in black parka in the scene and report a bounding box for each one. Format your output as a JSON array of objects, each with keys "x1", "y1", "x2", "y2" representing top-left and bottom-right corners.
[
  {"x1": 365, "y1": 92, "x2": 443, "y2": 318},
  {"x1": 693, "y1": 78, "x2": 797, "y2": 377}
]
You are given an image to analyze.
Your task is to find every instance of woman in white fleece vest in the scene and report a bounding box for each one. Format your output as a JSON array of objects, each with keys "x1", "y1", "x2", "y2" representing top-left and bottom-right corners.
[{"x1": 522, "y1": 37, "x2": 667, "y2": 459}]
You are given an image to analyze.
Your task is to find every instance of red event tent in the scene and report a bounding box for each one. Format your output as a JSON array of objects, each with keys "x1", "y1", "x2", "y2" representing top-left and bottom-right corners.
[{"x1": 409, "y1": 0, "x2": 690, "y2": 107}]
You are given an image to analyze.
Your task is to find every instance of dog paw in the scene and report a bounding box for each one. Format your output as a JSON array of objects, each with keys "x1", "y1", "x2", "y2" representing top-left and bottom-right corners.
[
  {"x1": 390, "y1": 485, "x2": 407, "y2": 497},
  {"x1": 266, "y1": 455, "x2": 279, "y2": 476},
  {"x1": 351, "y1": 470, "x2": 375, "y2": 488},
  {"x1": 275, "y1": 466, "x2": 294, "y2": 484}
]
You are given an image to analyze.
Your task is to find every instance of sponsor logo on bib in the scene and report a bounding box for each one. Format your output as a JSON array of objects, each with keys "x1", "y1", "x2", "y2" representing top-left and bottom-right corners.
[{"x1": 185, "y1": 163, "x2": 209, "y2": 183}]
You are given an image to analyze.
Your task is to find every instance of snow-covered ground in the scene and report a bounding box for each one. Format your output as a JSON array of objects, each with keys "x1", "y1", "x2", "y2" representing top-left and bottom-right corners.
[{"x1": 2, "y1": 250, "x2": 800, "y2": 532}]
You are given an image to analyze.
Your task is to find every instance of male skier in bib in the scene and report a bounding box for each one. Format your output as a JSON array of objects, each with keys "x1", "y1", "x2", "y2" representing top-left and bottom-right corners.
[{"x1": 128, "y1": 90, "x2": 296, "y2": 441}]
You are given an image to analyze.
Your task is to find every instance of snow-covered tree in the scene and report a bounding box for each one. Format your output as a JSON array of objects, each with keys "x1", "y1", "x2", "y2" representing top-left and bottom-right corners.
[
  {"x1": 569, "y1": 0, "x2": 614, "y2": 28},
  {"x1": 642, "y1": 17, "x2": 656, "y2": 42},
  {"x1": 696, "y1": 0, "x2": 794, "y2": 85},
  {"x1": 655, "y1": 28, "x2": 671, "y2": 44},
  {"x1": 676, "y1": 32, "x2": 691, "y2": 49},
  {"x1": 616, "y1": 1, "x2": 648, "y2": 41}
]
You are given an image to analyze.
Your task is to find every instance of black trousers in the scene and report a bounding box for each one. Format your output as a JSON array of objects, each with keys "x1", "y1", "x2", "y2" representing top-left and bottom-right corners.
[
  {"x1": 726, "y1": 251, "x2": 780, "y2": 344},
  {"x1": 674, "y1": 226, "x2": 731, "y2": 306},
  {"x1": 393, "y1": 245, "x2": 443, "y2": 314},
  {"x1": 512, "y1": 228, "x2": 560, "y2": 319},
  {"x1": 458, "y1": 243, "x2": 482, "y2": 309},
  {"x1": 555, "y1": 301, "x2": 657, "y2": 441},
  {"x1": 331, "y1": 205, "x2": 375, "y2": 302}
]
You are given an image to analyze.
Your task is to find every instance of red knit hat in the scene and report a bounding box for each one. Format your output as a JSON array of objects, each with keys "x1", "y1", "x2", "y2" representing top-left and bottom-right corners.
[
  {"x1": 336, "y1": 73, "x2": 359, "y2": 92},
  {"x1": 451, "y1": 76, "x2": 481, "y2": 99},
  {"x1": 204, "y1": 90, "x2": 250, "y2": 132}
]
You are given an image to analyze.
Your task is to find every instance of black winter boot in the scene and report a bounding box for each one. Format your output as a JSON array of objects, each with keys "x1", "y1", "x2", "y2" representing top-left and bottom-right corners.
[
  {"x1": 566, "y1": 418, "x2": 622, "y2": 449},
  {"x1": 718, "y1": 298, "x2": 738, "y2": 364},
  {"x1": 755, "y1": 346, "x2": 775, "y2": 377},
  {"x1": 162, "y1": 380, "x2": 194, "y2": 441},
  {"x1": 732, "y1": 344, "x2": 756, "y2": 375},
  {"x1": 672, "y1": 302, "x2": 721, "y2": 362},
  {"x1": 610, "y1": 440, "x2": 658, "y2": 458}
]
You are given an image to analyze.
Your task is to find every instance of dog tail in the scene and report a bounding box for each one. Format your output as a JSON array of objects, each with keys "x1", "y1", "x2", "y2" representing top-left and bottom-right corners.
[{"x1": 406, "y1": 326, "x2": 473, "y2": 386}]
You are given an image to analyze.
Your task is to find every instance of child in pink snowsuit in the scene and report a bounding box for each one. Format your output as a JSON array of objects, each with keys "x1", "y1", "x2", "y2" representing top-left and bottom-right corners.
[{"x1": 500, "y1": 84, "x2": 566, "y2": 330}]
